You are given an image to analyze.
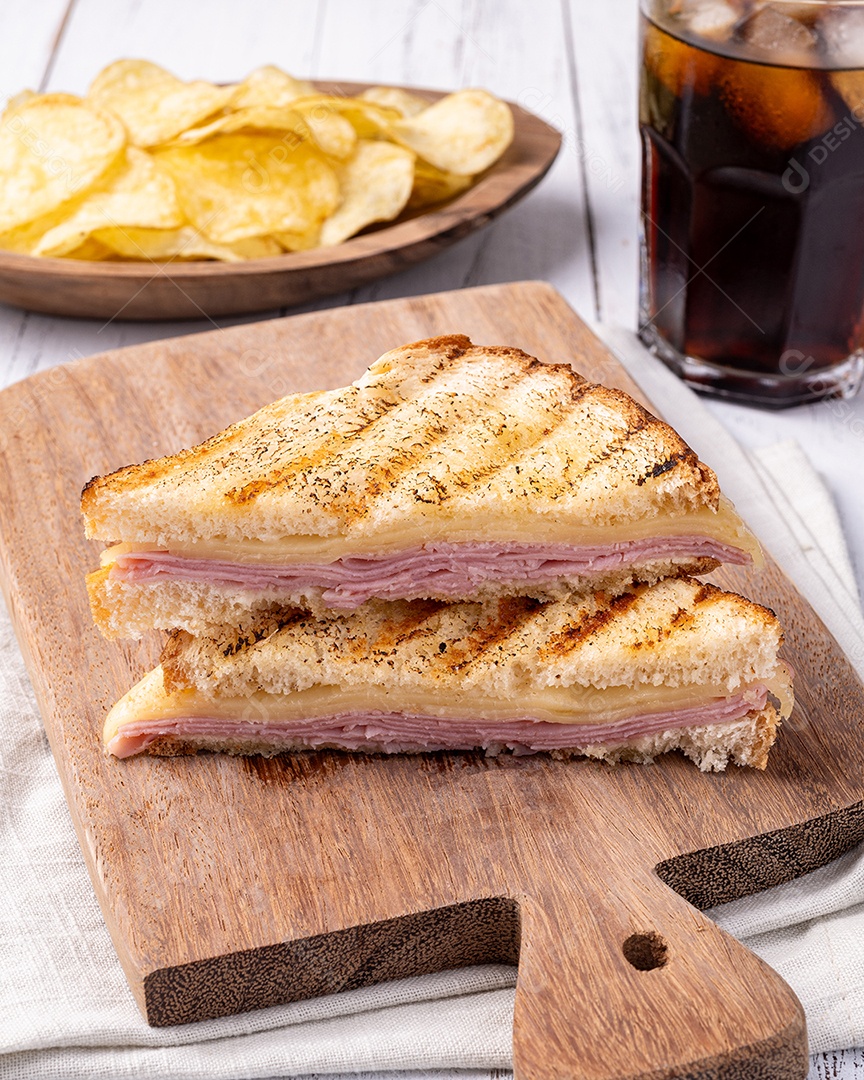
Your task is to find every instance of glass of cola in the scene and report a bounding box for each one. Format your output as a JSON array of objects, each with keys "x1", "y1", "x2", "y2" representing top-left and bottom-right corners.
[{"x1": 640, "y1": 0, "x2": 864, "y2": 406}]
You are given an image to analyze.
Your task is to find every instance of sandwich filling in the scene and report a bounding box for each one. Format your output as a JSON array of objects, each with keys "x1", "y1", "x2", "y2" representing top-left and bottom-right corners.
[
  {"x1": 104, "y1": 538, "x2": 750, "y2": 607},
  {"x1": 101, "y1": 500, "x2": 756, "y2": 609},
  {"x1": 104, "y1": 664, "x2": 792, "y2": 758}
]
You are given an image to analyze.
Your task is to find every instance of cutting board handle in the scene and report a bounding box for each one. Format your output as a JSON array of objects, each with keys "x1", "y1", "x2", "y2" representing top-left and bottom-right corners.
[{"x1": 511, "y1": 860, "x2": 807, "y2": 1080}]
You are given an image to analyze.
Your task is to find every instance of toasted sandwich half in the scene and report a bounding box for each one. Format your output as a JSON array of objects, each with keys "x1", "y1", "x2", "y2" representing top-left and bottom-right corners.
[
  {"x1": 103, "y1": 577, "x2": 792, "y2": 771},
  {"x1": 83, "y1": 335, "x2": 760, "y2": 638}
]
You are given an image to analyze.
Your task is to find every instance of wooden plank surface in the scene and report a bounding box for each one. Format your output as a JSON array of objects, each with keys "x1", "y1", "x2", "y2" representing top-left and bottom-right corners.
[
  {"x1": 0, "y1": 281, "x2": 863, "y2": 1079},
  {"x1": 1, "y1": 1, "x2": 862, "y2": 1076}
]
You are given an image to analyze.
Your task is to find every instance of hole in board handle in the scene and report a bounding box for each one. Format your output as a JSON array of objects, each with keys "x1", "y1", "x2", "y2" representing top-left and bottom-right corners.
[{"x1": 622, "y1": 931, "x2": 668, "y2": 971}]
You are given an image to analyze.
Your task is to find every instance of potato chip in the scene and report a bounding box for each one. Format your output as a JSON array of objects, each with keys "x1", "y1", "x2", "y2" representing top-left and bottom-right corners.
[
  {"x1": 273, "y1": 230, "x2": 319, "y2": 250},
  {"x1": 291, "y1": 94, "x2": 400, "y2": 139},
  {"x1": 0, "y1": 94, "x2": 125, "y2": 232},
  {"x1": 216, "y1": 235, "x2": 284, "y2": 259},
  {"x1": 273, "y1": 228, "x2": 321, "y2": 252},
  {"x1": 33, "y1": 147, "x2": 182, "y2": 256},
  {"x1": 167, "y1": 106, "x2": 313, "y2": 147},
  {"x1": 64, "y1": 237, "x2": 117, "y2": 260},
  {"x1": 320, "y1": 140, "x2": 414, "y2": 246},
  {"x1": 0, "y1": 219, "x2": 119, "y2": 258},
  {"x1": 358, "y1": 86, "x2": 429, "y2": 118},
  {"x1": 173, "y1": 100, "x2": 356, "y2": 160},
  {"x1": 2, "y1": 90, "x2": 83, "y2": 115},
  {"x1": 391, "y1": 89, "x2": 513, "y2": 175},
  {"x1": 407, "y1": 159, "x2": 474, "y2": 210},
  {"x1": 229, "y1": 65, "x2": 314, "y2": 109},
  {"x1": 0, "y1": 196, "x2": 82, "y2": 252},
  {"x1": 0, "y1": 58, "x2": 514, "y2": 264},
  {"x1": 0, "y1": 221, "x2": 44, "y2": 253},
  {"x1": 95, "y1": 225, "x2": 283, "y2": 262},
  {"x1": 87, "y1": 60, "x2": 234, "y2": 147},
  {"x1": 3, "y1": 89, "x2": 38, "y2": 113},
  {"x1": 153, "y1": 134, "x2": 340, "y2": 244},
  {"x1": 297, "y1": 110, "x2": 357, "y2": 160}
]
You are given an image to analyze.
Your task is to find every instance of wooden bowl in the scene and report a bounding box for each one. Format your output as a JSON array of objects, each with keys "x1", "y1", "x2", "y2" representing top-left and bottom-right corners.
[{"x1": 0, "y1": 82, "x2": 561, "y2": 321}]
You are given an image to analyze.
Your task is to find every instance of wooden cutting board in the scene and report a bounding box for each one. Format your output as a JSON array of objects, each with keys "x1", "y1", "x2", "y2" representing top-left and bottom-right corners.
[{"x1": 0, "y1": 281, "x2": 862, "y2": 1080}]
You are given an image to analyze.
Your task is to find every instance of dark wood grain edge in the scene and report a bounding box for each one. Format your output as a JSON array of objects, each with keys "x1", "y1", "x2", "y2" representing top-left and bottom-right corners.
[
  {"x1": 656, "y1": 801, "x2": 864, "y2": 910},
  {"x1": 632, "y1": 1016, "x2": 807, "y2": 1080},
  {"x1": 143, "y1": 896, "x2": 520, "y2": 1026}
]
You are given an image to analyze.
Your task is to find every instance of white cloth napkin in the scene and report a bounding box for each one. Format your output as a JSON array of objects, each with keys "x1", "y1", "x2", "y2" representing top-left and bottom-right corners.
[
  {"x1": 706, "y1": 440, "x2": 864, "y2": 1057},
  {"x1": 2, "y1": 334, "x2": 863, "y2": 1079}
]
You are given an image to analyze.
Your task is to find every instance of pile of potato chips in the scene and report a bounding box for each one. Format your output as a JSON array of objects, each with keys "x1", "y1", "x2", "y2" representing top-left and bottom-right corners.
[{"x1": 0, "y1": 60, "x2": 514, "y2": 262}]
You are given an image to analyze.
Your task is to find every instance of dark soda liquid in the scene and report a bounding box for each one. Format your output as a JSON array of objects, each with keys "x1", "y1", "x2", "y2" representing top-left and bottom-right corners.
[{"x1": 640, "y1": 13, "x2": 864, "y2": 404}]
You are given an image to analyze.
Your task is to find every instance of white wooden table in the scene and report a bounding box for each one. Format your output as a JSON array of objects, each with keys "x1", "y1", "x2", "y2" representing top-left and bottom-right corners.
[{"x1": 1, "y1": 1, "x2": 862, "y2": 1077}]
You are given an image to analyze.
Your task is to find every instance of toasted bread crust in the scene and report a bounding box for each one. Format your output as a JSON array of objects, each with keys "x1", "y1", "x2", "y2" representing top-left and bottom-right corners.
[
  {"x1": 85, "y1": 566, "x2": 112, "y2": 630},
  {"x1": 81, "y1": 336, "x2": 720, "y2": 546},
  {"x1": 159, "y1": 576, "x2": 782, "y2": 699}
]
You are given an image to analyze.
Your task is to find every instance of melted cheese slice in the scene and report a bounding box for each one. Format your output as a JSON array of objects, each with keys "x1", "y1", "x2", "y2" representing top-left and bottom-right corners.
[
  {"x1": 100, "y1": 497, "x2": 761, "y2": 566},
  {"x1": 103, "y1": 663, "x2": 792, "y2": 746}
]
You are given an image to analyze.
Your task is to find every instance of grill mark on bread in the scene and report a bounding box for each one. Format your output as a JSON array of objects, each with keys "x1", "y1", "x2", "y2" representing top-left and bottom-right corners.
[
  {"x1": 226, "y1": 607, "x2": 310, "y2": 653},
  {"x1": 693, "y1": 582, "x2": 721, "y2": 605},
  {"x1": 82, "y1": 400, "x2": 298, "y2": 505},
  {"x1": 226, "y1": 352, "x2": 547, "y2": 510},
  {"x1": 369, "y1": 360, "x2": 598, "y2": 507},
  {"x1": 81, "y1": 336, "x2": 723, "y2": 541},
  {"x1": 437, "y1": 374, "x2": 593, "y2": 494},
  {"x1": 441, "y1": 596, "x2": 547, "y2": 673},
  {"x1": 400, "y1": 334, "x2": 473, "y2": 362},
  {"x1": 636, "y1": 449, "x2": 695, "y2": 486},
  {"x1": 366, "y1": 599, "x2": 451, "y2": 652},
  {"x1": 570, "y1": 409, "x2": 654, "y2": 478},
  {"x1": 669, "y1": 606, "x2": 695, "y2": 630},
  {"x1": 160, "y1": 630, "x2": 194, "y2": 693},
  {"x1": 163, "y1": 607, "x2": 310, "y2": 671},
  {"x1": 225, "y1": 386, "x2": 462, "y2": 509},
  {"x1": 686, "y1": 581, "x2": 780, "y2": 626},
  {"x1": 157, "y1": 576, "x2": 784, "y2": 705},
  {"x1": 540, "y1": 590, "x2": 644, "y2": 658},
  {"x1": 225, "y1": 389, "x2": 403, "y2": 506}
]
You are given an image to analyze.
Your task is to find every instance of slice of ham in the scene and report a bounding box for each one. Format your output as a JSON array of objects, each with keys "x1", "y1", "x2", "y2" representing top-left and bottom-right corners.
[
  {"x1": 107, "y1": 684, "x2": 768, "y2": 758},
  {"x1": 110, "y1": 537, "x2": 751, "y2": 609}
]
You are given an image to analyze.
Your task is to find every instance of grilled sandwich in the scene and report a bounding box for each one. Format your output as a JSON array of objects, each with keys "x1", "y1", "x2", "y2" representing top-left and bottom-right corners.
[
  {"x1": 103, "y1": 577, "x2": 792, "y2": 771},
  {"x1": 83, "y1": 335, "x2": 760, "y2": 638}
]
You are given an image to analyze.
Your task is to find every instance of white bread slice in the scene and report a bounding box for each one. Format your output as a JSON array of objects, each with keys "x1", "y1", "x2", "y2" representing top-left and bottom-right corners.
[
  {"x1": 582, "y1": 706, "x2": 780, "y2": 771},
  {"x1": 159, "y1": 577, "x2": 784, "y2": 699},
  {"x1": 81, "y1": 335, "x2": 739, "y2": 547}
]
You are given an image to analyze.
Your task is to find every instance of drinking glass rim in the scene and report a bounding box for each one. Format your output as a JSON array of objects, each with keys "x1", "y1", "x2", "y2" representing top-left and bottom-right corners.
[
  {"x1": 641, "y1": 0, "x2": 864, "y2": 9},
  {"x1": 641, "y1": 0, "x2": 864, "y2": 70}
]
